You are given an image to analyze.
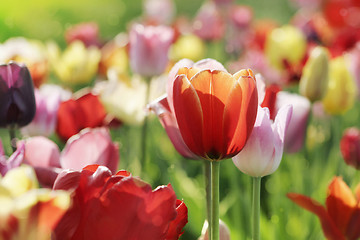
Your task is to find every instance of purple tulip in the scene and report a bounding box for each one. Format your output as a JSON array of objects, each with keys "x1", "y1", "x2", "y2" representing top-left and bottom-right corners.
[
  {"x1": 0, "y1": 142, "x2": 25, "y2": 176},
  {"x1": 129, "y1": 24, "x2": 174, "y2": 77},
  {"x1": 232, "y1": 105, "x2": 292, "y2": 177},
  {"x1": 0, "y1": 62, "x2": 36, "y2": 127}
]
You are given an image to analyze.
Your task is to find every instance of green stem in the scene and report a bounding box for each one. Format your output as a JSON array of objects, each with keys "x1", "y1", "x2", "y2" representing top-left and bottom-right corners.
[
  {"x1": 140, "y1": 77, "x2": 151, "y2": 175},
  {"x1": 208, "y1": 161, "x2": 220, "y2": 240},
  {"x1": 8, "y1": 124, "x2": 17, "y2": 153},
  {"x1": 252, "y1": 177, "x2": 262, "y2": 240},
  {"x1": 204, "y1": 160, "x2": 211, "y2": 222}
]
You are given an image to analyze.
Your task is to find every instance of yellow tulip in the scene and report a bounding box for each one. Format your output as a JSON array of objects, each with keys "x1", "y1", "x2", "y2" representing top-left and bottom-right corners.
[
  {"x1": 47, "y1": 40, "x2": 101, "y2": 86},
  {"x1": 170, "y1": 34, "x2": 206, "y2": 62},
  {"x1": 264, "y1": 25, "x2": 307, "y2": 70},
  {"x1": 322, "y1": 56, "x2": 357, "y2": 115}
]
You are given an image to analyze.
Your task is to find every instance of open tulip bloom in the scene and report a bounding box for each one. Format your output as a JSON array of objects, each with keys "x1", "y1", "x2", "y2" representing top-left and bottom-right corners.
[{"x1": 150, "y1": 58, "x2": 258, "y2": 240}]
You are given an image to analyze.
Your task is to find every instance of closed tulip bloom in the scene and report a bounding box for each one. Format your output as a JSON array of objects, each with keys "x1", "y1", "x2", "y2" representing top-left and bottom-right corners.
[
  {"x1": 65, "y1": 22, "x2": 101, "y2": 48},
  {"x1": 322, "y1": 56, "x2": 357, "y2": 115},
  {"x1": 0, "y1": 143, "x2": 25, "y2": 176},
  {"x1": 232, "y1": 105, "x2": 292, "y2": 177},
  {"x1": 340, "y1": 127, "x2": 360, "y2": 170},
  {"x1": 288, "y1": 177, "x2": 360, "y2": 240},
  {"x1": 53, "y1": 165, "x2": 188, "y2": 240},
  {"x1": 129, "y1": 24, "x2": 174, "y2": 77},
  {"x1": 0, "y1": 62, "x2": 36, "y2": 128},
  {"x1": 151, "y1": 58, "x2": 258, "y2": 160},
  {"x1": 198, "y1": 220, "x2": 231, "y2": 240},
  {"x1": 300, "y1": 46, "x2": 330, "y2": 102}
]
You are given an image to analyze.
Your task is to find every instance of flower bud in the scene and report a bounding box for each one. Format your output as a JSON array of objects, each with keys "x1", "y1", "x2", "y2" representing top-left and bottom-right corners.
[
  {"x1": 322, "y1": 56, "x2": 357, "y2": 115},
  {"x1": 0, "y1": 62, "x2": 36, "y2": 127},
  {"x1": 299, "y1": 46, "x2": 330, "y2": 102}
]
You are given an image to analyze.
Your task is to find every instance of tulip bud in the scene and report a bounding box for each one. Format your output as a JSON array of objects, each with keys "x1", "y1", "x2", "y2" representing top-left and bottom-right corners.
[
  {"x1": 340, "y1": 127, "x2": 360, "y2": 170},
  {"x1": 322, "y1": 56, "x2": 357, "y2": 115},
  {"x1": 299, "y1": 46, "x2": 330, "y2": 102},
  {"x1": 0, "y1": 62, "x2": 36, "y2": 128},
  {"x1": 198, "y1": 220, "x2": 231, "y2": 240},
  {"x1": 265, "y1": 25, "x2": 307, "y2": 70},
  {"x1": 170, "y1": 34, "x2": 206, "y2": 61},
  {"x1": 129, "y1": 24, "x2": 174, "y2": 77}
]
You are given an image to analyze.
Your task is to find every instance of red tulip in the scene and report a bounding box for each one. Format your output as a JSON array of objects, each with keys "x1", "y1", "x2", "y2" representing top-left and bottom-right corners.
[
  {"x1": 65, "y1": 22, "x2": 101, "y2": 48},
  {"x1": 56, "y1": 92, "x2": 107, "y2": 141},
  {"x1": 340, "y1": 127, "x2": 360, "y2": 170},
  {"x1": 0, "y1": 62, "x2": 36, "y2": 128},
  {"x1": 150, "y1": 58, "x2": 258, "y2": 160},
  {"x1": 53, "y1": 165, "x2": 188, "y2": 240},
  {"x1": 288, "y1": 177, "x2": 360, "y2": 240}
]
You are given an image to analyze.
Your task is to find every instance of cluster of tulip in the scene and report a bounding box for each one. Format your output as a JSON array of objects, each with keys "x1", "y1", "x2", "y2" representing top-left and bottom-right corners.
[{"x1": 1, "y1": 0, "x2": 360, "y2": 239}]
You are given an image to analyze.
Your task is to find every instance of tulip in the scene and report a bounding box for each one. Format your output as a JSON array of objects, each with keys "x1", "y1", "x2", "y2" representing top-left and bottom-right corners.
[
  {"x1": 232, "y1": 105, "x2": 292, "y2": 177},
  {"x1": 276, "y1": 91, "x2": 311, "y2": 153},
  {"x1": 53, "y1": 165, "x2": 188, "y2": 240},
  {"x1": 47, "y1": 41, "x2": 101, "y2": 86},
  {"x1": 21, "y1": 86, "x2": 61, "y2": 137},
  {"x1": 65, "y1": 22, "x2": 101, "y2": 48},
  {"x1": 322, "y1": 56, "x2": 357, "y2": 115},
  {"x1": 150, "y1": 58, "x2": 257, "y2": 160},
  {"x1": 260, "y1": 84, "x2": 281, "y2": 120},
  {"x1": 340, "y1": 127, "x2": 360, "y2": 170},
  {"x1": 56, "y1": 92, "x2": 107, "y2": 141},
  {"x1": 299, "y1": 46, "x2": 330, "y2": 102},
  {"x1": 22, "y1": 127, "x2": 119, "y2": 188},
  {"x1": 151, "y1": 58, "x2": 257, "y2": 240},
  {"x1": 264, "y1": 25, "x2": 307, "y2": 70},
  {"x1": 288, "y1": 177, "x2": 360, "y2": 240},
  {"x1": 170, "y1": 34, "x2": 206, "y2": 62},
  {"x1": 193, "y1": 2, "x2": 225, "y2": 41},
  {"x1": 0, "y1": 37, "x2": 49, "y2": 87},
  {"x1": 129, "y1": 24, "x2": 174, "y2": 77},
  {"x1": 0, "y1": 165, "x2": 70, "y2": 240},
  {"x1": 0, "y1": 62, "x2": 36, "y2": 128}
]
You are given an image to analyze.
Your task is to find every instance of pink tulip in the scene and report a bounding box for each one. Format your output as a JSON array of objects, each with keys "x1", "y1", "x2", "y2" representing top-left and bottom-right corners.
[
  {"x1": 143, "y1": 0, "x2": 176, "y2": 25},
  {"x1": 21, "y1": 86, "x2": 61, "y2": 137},
  {"x1": 275, "y1": 91, "x2": 311, "y2": 153},
  {"x1": 129, "y1": 23, "x2": 174, "y2": 77},
  {"x1": 22, "y1": 127, "x2": 119, "y2": 187},
  {"x1": 193, "y1": 2, "x2": 225, "y2": 41},
  {"x1": 65, "y1": 22, "x2": 101, "y2": 48},
  {"x1": 232, "y1": 105, "x2": 292, "y2": 177}
]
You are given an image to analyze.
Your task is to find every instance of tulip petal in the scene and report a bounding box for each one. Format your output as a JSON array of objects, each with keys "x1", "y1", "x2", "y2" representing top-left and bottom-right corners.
[
  {"x1": 287, "y1": 193, "x2": 345, "y2": 240},
  {"x1": 165, "y1": 199, "x2": 188, "y2": 240},
  {"x1": 193, "y1": 58, "x2": 227, "y2": 72},
  {"x1": 346, "y1": 207, "x2": 360, "y2": 240},
  {"x1": 148, "y1": 95, "x2": 198, "y2": 159},
  {"x1": 326, "y1": 177, "x2": 357, "y2": 235},
  {"x1": 173, "y1": 74, "x2": 205, "y2": 156},
  {"x1": 225, "y1": 72, "x2": 257, "y2": 156},
  {"x1": 190, "y1": 70, "x2": 237, "y2": 159}
]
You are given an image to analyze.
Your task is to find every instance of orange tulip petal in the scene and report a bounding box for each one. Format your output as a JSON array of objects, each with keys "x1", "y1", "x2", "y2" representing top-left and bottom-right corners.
[
  {"x1": 190, "y1": 70, "x2": 237, "y2": 159},
  {"x1": 177, "y1": 67, "x2": 200, "y2": 80},
  {"x1": 225, "y1": 74, "x2": 257, "y2": 156},
  {"x1": 287, "y1": 193, "x2": 345, "y2": 240},
  {"x1": 326, "y1": 177, "x2": 357, "y2": 234},
  {"x1": 173, "y1": 74, "x2": 205, "y2": 156},
  {"x1": 355, "y1": 183, "x2": 360, "y2": 201}
]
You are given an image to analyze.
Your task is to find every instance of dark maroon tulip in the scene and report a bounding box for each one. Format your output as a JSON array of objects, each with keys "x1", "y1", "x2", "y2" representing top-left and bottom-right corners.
[{"x1": 0, "y1": 62, "x2": 36, "y2": 127}]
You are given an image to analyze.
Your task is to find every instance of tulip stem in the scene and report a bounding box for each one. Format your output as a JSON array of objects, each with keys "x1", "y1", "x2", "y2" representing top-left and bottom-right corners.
[
  {"x1": 140, "y1": 77, "x2": 151, "y2": 175},
  {"x1": 208, "y1": 161, "x2": 220, "y2": 240},
  {"x1": 8, "y1": 124, "x2": 17, "y2": 153},
  {"x1": 252, "y1": 176, "x2": 262, "y2": 240}
]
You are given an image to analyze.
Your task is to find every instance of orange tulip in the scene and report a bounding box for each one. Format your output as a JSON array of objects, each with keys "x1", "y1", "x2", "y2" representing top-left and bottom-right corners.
[
  {"x1": 288, "y1": 177, "x2": 360, "y2": 240},
  {"x1": 162, "y1": 59, "x2": 258, "y2": 160}
]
